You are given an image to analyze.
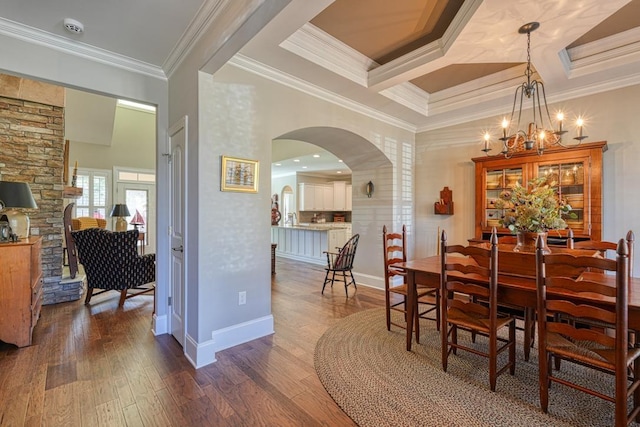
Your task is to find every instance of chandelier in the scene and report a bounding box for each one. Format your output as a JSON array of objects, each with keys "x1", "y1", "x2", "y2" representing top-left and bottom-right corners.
[{"x1": 481, "y1": 22, "x2": 587, "y2": 158}]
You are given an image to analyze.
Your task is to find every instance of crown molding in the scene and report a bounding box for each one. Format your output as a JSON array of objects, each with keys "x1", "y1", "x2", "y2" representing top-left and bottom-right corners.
[
  {"x1": 569, "y1": 26, "x2": 640, "y2": 62},
  {"x1": 228, "y1": 54, "x2": 417, "y2": 132},
  {"x1": 0, "y1": 17, "x2": 166, "y2": 80},
  {"x1": 280, "y1": 23, "x2": 373, "y2": 87},
  {"x1": 566, "y1": 27, "x2": 640, "y2": 78},
  {"x1": 367, "y1": 40, "x2": 445, "y2": 92},
  {"x1": 417, "y1": 69, "x2": 640, "y2": 134},
  {"x1": 367, "y1": 0, "x2": 482, "y2": 91},
  {"x1": 440, "y1": 0, "x2": 483, "y2": 52},
  {"x1": 380, "y1": 84, "x2": 428, "y2": 116},
  {"x1": 163, "y1": 0, "x2": 228, "y2": 78},
  {"x1": 281, "y1": 23, "x2": 430, "y2": 116},
  {"x1": 426, "y1": 65, "x2": 527, "y2": 117}
]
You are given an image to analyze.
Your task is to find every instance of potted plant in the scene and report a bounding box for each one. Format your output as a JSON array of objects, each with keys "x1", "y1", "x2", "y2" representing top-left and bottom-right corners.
[{"x1": 493, "y1": 176, "x2": 575, "y2": 253}]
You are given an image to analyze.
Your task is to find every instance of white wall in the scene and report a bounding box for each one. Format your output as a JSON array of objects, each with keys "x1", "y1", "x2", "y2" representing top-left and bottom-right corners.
[
  {"x1": 415, "y1": 84, "x2": 640, "y2": 276},
  {"x1": 167, "y1": 0, "x2": 296, "y2": 366},
  {"x1": 70, "y1": 106, "x2": 156, "y2": 171},
  {"x1": 193, "y1": 62, "x2": 414, "y2": 352}
]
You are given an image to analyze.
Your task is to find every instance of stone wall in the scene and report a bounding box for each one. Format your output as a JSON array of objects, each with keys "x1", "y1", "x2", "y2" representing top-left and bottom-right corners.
[{"x1": 0, "y1": 74, "x2": 76, "y2": 304}]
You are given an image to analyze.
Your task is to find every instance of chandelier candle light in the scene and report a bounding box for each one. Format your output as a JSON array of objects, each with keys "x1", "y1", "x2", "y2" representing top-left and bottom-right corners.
[{"x1": 481, "y1": 22, "x2": 588, "y2": 158}]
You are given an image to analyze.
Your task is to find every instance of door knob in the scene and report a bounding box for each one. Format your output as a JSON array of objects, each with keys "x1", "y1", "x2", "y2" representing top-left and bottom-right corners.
[{"x1": 172, "y1": 245, "x2": 184, "y2": 252}]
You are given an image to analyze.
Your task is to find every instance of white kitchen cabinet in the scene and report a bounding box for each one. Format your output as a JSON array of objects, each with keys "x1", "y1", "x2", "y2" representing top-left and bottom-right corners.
[
  {"x1": 323, "y1": 185, "x2": 333, "y2": 211},
  {"x1": 298, "y1": 183, "x2": 335, "y2": 211},
  {"x1": 333, "y1": 181, "x2": 346, "y2": 211},
  {"x1": 299, "y1": 183, "x2": 325, "y2": 210},
  {"x1": 346, "y1": 184, "x2": 352, "y2": 211},
  {"x1": 314, "y1": 185, "x2": 325, "y2": 210}
]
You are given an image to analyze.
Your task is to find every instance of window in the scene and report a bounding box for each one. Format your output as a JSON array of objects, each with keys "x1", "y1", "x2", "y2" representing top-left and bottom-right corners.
[{"x1": 74, "y1": 169, "x2": 111, "y2": 219}]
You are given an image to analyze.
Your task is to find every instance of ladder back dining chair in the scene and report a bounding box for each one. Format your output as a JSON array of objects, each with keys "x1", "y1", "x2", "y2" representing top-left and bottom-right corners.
[
  {"x1": 383, "y1": 225, "x2": 439, "y2": 343},
  {"x1": 535, "y1": 237, "x2": 640, "y2": 426},
  {"x1": 440, "y1": 229, "x2": 516, "y2": 392}
]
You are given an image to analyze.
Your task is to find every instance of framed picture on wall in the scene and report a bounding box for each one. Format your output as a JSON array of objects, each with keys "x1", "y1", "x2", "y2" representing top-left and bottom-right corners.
[{"x1": 221, "y1": 155, "x2": 259, "y2": 193}]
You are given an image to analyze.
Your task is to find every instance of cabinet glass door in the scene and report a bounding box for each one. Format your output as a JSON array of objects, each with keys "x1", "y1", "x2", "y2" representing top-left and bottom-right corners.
[
  {"x1": 485, "y1": 167, "x2": 523, "y2": 229},
  {"x1": 538, "y1": 161, "x2": 585, "y2": 232}
]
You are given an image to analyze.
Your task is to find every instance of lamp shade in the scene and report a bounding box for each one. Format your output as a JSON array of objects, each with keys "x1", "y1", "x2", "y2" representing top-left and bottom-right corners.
[
  {"x1": 110, "y1": 204, "x2": 130, "y2": 217},
  {"x1": 0, "y1": 181, "x2": 38, "y2": 209},
  {"x1": 0, "y1": 181, "x2": 38, "y2": 239}
]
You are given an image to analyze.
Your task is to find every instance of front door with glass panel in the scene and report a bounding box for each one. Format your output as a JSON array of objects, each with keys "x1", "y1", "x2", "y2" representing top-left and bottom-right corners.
[{"x1": 116, "y1": 182, "x2": 156, "y2": 253}]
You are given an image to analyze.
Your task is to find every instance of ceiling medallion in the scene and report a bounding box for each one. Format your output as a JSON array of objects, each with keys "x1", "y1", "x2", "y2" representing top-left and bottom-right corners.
[{"x1": 481, "y1": 22, "x2": 588, "y2": 159}]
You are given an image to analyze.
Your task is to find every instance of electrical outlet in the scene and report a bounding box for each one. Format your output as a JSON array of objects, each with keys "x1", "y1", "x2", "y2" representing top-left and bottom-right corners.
[{"x1": 238, "y1": 291, "x2": 246, "y2": 305}]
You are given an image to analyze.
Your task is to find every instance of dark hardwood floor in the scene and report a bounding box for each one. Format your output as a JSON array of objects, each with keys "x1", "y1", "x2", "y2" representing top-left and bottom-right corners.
[{"x1": 0, "y1": 257, "x2": 386, "y2": 426}]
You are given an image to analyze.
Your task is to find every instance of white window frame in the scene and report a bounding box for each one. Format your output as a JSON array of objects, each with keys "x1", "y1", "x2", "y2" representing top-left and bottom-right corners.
[{"x1": 72, "y1": 168, "x2": 112, "y2": 222}]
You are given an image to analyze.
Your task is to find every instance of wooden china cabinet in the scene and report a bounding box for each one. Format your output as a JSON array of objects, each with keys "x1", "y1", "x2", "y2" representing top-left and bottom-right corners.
[{"x1": 472, "y1": 141, "x2": 607, "y2": 243}]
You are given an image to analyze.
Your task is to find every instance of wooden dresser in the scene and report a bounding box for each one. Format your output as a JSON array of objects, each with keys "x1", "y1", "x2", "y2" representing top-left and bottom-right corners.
[{"x1": 0, "y1": 237, "x2": 43, "y2": 347}]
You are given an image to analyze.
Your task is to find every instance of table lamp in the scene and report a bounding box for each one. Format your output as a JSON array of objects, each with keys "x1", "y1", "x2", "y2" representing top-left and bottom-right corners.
[
  {"x1": 0, "y1": 181, "x2": 38, "y2": 239},
  {"x1": 110, "y1": 204, "x2": 130, "y2": 232}
]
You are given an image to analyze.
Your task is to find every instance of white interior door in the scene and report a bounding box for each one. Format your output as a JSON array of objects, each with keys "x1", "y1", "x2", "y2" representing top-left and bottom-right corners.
[{"x1": 169, "y1": 117, "x2": 187, "y2": 346}]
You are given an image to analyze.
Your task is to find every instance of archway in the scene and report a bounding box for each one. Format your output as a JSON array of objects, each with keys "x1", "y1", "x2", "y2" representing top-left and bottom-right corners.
[{"x1": 273, "y1": 126, "x2": 397, "y2": 287}]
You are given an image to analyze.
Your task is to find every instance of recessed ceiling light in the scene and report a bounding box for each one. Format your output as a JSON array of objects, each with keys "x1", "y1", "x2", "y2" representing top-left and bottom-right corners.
[
  {"x1": 302, "y1": 166, "x2": 308, "y2": 169},
  {"x1": 63, "y1": 18, "x2": 84, "y2": 34},
  {"x1": 336, "y1": 171, "x2": 342, "y2": 174},
  {"x1": 313, "y1": 154, "x2": 320, "y2": 158},
  {"x1": 293, "y1": 159, "x2": 300, "y2": 162},
  {"x1": 338, "y1": 159, "x2": 343, "y2": 163},
  {"x1": 275, "y1": 163, "x2": 281, "y2": 166}
]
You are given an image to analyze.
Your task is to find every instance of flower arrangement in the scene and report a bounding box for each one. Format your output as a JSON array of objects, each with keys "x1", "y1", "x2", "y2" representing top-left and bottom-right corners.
[{"x1": 493, "y1": 176, "x2": 575, "y2": 233}]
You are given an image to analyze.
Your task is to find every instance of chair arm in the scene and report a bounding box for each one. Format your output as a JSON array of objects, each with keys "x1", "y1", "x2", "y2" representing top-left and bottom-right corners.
[
  {"x1": 130, "y1": 253, "x2": 156, "y2": 287},
  {"x1": 324, "y1": 251, "x2": 340, "y2": 268}
]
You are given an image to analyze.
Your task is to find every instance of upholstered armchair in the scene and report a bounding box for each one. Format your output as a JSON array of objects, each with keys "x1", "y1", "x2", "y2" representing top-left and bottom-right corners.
[
  {"x1": 71, "y1": 217, "x2": 107, "y2": 230},
  {"x1": 71, "y1": 228, "x2": 155, "y2": 307}
]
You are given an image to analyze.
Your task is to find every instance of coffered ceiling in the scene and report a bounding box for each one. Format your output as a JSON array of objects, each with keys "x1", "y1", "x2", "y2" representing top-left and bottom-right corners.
[
  {"x1": 1, "y1": 0, "x2": 639, "y2": 133},
  {"x1": 238, "y1": 0, "x2": 640, "y2": 131}
]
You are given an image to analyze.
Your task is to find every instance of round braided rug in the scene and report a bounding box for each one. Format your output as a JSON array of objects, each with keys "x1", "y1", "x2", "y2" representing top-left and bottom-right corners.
[{"x1": 314, "y1": 308, "x2": 632, "y2": 427}]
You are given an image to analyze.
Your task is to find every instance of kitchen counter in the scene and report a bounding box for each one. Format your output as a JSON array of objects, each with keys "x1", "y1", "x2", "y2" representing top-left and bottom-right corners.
[
  {"x1": 272, "y1": 223, "x2": 350, "y2": 231},
  {"x1": 271, "y1": 224, "x2": 351, "y2": 265}
]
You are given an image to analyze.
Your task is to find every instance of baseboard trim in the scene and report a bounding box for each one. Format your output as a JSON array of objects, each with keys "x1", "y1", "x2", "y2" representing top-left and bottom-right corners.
[
  {"x1": 182, "y1": 315, "x2": 275, "y2": 369},
  {"x1": 152, "y1": 313, "x2": 168, "y2": 335},
  {"x1": 211, "y1": 314, "x2": 275, "y2": 352},
  {"x1": 184, "y1": 333, "x2": 217, "y2": 369},
  {"x1": 353, "y1": 272, "x2": 384, "y2": 290}
]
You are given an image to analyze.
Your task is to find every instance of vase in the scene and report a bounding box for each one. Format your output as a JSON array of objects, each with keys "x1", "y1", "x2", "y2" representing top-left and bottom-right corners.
[{"x1": 513, "y1": 231, "x2": 550, "y2": 254}]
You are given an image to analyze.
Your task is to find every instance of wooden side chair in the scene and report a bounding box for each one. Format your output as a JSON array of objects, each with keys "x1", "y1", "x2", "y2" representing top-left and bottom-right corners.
[
  {"x1": 63, "y1": 203, "x2": 79, "y2": 279},
  {"x1": 496, "y1": 233, "x2": 536, "y2": 361},
  {"x1": 440, "y1": 229, "x2": 516, "y2": 391},
  {"x1": 535, "y1": 238, "x2": 640, "y2": 426},
  {"x1": 322, "y1": 234, "x2": 359, "y2": 297},
  {"x1": 383, "y1": 225, "x2": 439, "y2": 343},
  {"x1": 567, "y1": 229, "x2": 635, "y2": 277}
]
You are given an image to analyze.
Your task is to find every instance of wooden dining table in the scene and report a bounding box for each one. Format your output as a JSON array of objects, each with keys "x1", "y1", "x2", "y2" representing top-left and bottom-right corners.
[{"x1": 401, "y1": 247, "x2": 640, "y2": 352}]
